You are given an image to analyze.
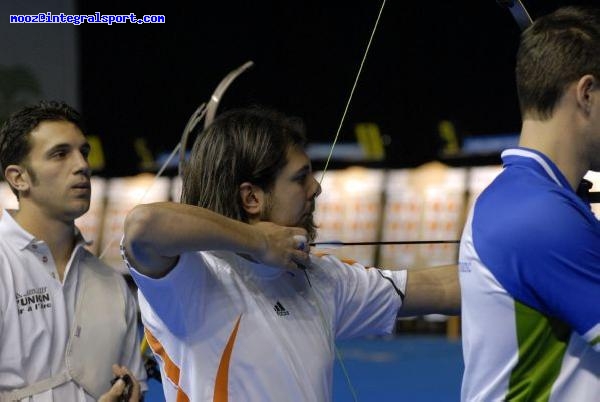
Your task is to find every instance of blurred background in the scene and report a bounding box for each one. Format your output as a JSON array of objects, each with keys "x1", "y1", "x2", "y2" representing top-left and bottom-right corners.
[
  {"x1": 1, "y1": 0, "x2": 596, "y2": 176},
  {"x1": 1, "y1": 1, "x2": 599, "y2": 400}
]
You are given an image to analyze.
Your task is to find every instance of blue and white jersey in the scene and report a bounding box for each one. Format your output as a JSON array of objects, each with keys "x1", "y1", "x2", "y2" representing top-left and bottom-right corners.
[{"x1": 459, "y1": 148, "x2": 600, "y2": 402}]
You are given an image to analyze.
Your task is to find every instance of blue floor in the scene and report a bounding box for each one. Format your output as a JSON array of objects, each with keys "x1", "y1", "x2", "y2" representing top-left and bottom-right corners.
[
  {"x1": 333, "y1": 336, "x2": 463, "y2": 402},
  {"x1": 145, "y1": 335, "x2": 464, "y2": 401}
]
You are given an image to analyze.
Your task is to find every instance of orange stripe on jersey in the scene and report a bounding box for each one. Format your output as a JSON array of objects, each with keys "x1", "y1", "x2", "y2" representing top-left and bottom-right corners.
[
  {"x1": 214, "y1": 314, "x2": 242, "y2": 402},
  {"x1": 312, "y1": 252, "x2": 367, "y2": 268},
  {"x1": 144, "y1": 328, "x2": 190, "y2": 402},
  {"x1": 340, "y1": 258, "x2": 359, "y2": 266}
]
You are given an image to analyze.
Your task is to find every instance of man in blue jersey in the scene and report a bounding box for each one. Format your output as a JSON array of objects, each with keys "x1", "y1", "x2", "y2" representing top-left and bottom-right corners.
[{"x1": 459, "y1": 6, "x2": 600, "y2": 401}]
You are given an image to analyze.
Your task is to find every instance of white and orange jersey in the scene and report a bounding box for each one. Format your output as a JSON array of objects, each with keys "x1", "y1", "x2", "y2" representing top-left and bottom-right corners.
[{"x1": 126, "y1": 250, "x2": 406, "y2": 401}]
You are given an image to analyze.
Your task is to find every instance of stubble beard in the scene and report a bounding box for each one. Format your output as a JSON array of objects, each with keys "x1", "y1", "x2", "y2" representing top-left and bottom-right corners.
[
  {"x1": 300, "y1": 212, "x2": 317, "y2": 243},
  {"x1": 261, "y1": 196, "x2": 318, "y2": 243}
]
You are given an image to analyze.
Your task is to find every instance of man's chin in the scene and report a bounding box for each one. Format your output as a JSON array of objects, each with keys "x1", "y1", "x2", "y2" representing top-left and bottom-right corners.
[
  {"x1": 300, "y1": 215, "x2": 317, "y2": 243},
  {"x1": 69, "y1": 202, "x2": 91, "y2": 220}
]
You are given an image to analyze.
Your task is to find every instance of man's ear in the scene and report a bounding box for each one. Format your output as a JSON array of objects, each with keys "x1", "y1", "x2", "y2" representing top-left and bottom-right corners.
[
  {"x1": 576, "y1": 74, "x2": 597, "y2": 115},
  {"x1": 4, "y1": 164, "x2": 29, "y2": 195},
  {"x1": 239, "y1": 182, "x2": 264, "y2": 219}
]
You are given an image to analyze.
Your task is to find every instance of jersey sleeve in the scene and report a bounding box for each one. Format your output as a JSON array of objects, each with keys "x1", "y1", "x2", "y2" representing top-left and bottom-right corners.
[
  {"x1": 318, "y1": 255, "x2": 406, "y2": 340},
  {"x1": 475, "y1": 190, "x2": 600, "y2": 350},
  {"x1": 121, "y1": 242, "x2": 208, "y2": 337}
]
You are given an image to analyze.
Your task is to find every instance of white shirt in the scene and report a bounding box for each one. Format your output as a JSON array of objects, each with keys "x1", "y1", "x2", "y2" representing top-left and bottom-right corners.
[
  {"x1": 126, "y1": 249, "x2": 406, "y2": 402},
  {"x1": 0, "y1": 209, "x2": 145, "y2": 402}
]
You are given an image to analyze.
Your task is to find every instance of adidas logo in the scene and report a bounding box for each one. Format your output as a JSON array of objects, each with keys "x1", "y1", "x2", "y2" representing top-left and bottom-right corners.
[{"x1": 273, "y1": 301, "x2": 289, "y2": 316}]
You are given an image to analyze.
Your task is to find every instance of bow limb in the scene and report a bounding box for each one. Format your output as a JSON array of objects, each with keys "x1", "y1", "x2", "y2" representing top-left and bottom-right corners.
[
  {"x1": 178, "y1": 60, "x2": 254, "y2": 176},
  {"x1": 99, "y1": 63, "x2": 254, "y2": 259},
  {"x1": 178, "y1": 103, "x2": 207, "y2": 176},
  {"x1": 497, "y1": 0, "x2": 533, "y2": 31},
  {"x1": 204, "y1": 60, "x2": 254, "y2": 128}
]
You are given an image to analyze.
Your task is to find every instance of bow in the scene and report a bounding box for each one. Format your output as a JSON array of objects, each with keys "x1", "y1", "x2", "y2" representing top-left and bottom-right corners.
[
  {"x1": 178, "y1": 61, "x2": 255, "y2": 176},
  {"x1": 132, "y1": 62, "x2": 256, "y2": 375},
  {"x1": 497, "y1": 0, "x2": 533, "y2": 30},
  {"x1": 98, "y1": 62, "x2": 254, "y2": 260}
]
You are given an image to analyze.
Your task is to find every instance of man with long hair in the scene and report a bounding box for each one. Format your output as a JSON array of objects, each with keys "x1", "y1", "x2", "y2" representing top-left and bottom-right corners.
[{"x1": 122, "y1": 106, "x2": 459, "y2": 401}]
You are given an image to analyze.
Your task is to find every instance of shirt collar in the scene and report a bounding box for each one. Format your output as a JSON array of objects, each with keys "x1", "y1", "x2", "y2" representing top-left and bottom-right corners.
[
  {"x1": 0, "y1": 208, "x2": 91, "y2": 251},
  {"x1": 501, "y1": 147, "x2": 572, "y2": 190},
  {"x1": 246, "y1": 259, "x2": 285, "y2": 279},
  {"x1": 0, "y1": 209, "x2": 35, "y2": 250},
  {"x1": 210, "y1": 250, "x2": 284, "y2": 280}
]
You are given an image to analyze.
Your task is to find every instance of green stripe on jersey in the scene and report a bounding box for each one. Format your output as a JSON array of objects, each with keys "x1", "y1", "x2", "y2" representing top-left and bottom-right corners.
[{"x1": 506, "y1": 301, "x2": 571, "y2": 401}]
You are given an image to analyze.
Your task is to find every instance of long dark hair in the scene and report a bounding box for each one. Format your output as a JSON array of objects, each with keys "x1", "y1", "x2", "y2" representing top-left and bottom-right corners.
[{"x1": 181, "y1": 106, "x2": 307, "y2": 222}]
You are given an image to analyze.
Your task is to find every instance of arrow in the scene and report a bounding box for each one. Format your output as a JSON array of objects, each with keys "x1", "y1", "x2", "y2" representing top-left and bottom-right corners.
[{"x1": 310, "y1": 240, "x2": 460, "y2": 248}]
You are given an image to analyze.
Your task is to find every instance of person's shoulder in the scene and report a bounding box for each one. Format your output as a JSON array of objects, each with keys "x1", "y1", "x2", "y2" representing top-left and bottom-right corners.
[
  {"x1": 310, "y1": 252, "x2": 348, "y2": 267},
  {"x1": 0, "y1": 210, "x2": 23, "y2": 242},
  {"x1": 472, "y1": 176, "x2": 598, "y2": 272},
  {"x1": 476, "y1": 170, "x2": 582, "y2": 231},
  {"x1": 308, "y1": 252, "x2": 368, "y2": 277}
]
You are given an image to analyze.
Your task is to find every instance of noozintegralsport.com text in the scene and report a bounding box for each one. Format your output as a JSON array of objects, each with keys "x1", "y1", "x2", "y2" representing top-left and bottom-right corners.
[{"x1": 9, "y1": 12, "x2": 165, "y2": 25}]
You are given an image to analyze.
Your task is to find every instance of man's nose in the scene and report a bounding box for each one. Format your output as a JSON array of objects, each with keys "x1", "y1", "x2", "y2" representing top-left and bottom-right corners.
[
  {"x1": 73, "y1": 152, "x2": 91, "y2": 177},
  {"x1": 310, "y1": 177, "x2": 321, "y2": 200}
]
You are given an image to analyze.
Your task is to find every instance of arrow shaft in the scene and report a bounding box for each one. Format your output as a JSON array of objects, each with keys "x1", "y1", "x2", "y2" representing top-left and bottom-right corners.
[{"x1": 310, "y1": 240, "x2": 460, "y2": 247}]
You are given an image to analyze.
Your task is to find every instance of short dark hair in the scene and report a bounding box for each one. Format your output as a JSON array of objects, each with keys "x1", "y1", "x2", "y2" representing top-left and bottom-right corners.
[
  {"x1": 0, "y1": 100, "x2": 83, "y2": 195},
  {"x1": 516, "y1": 6, "x2": 600, "y2": 119},
  {"x1": 181, "y1": 106, "x2": 307, "y2": 222}
]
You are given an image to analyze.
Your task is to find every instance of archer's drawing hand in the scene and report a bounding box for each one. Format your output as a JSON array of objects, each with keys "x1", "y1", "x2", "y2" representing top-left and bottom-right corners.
[{"x1": 253, "y1": 222, "x2": 310, "y2": 270}]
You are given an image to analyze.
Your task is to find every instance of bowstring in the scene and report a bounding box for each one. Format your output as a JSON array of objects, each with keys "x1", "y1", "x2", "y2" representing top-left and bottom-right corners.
[
  {"x1": 315, "y1": 1, "x2": 388, "y2": 401},
  {"x1": 319, "y1": 0, "x2": 387, "y2": 185},
  {"x1": 98, "y1": 143, "x2": 181, "y2": 260}
]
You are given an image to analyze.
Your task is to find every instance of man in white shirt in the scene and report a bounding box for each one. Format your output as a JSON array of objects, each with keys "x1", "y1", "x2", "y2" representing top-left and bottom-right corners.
[
  {"x1": 122, "y1": 106, "x2": 459, "y2": 401},
  {"x1": 0, "y1": 101, "x2": 146, "y2": 401}
]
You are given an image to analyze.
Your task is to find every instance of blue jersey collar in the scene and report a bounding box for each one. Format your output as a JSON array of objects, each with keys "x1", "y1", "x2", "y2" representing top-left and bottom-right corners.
[{"x1": 501, "y1": 147, "x2": 572, "y2": 190}]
